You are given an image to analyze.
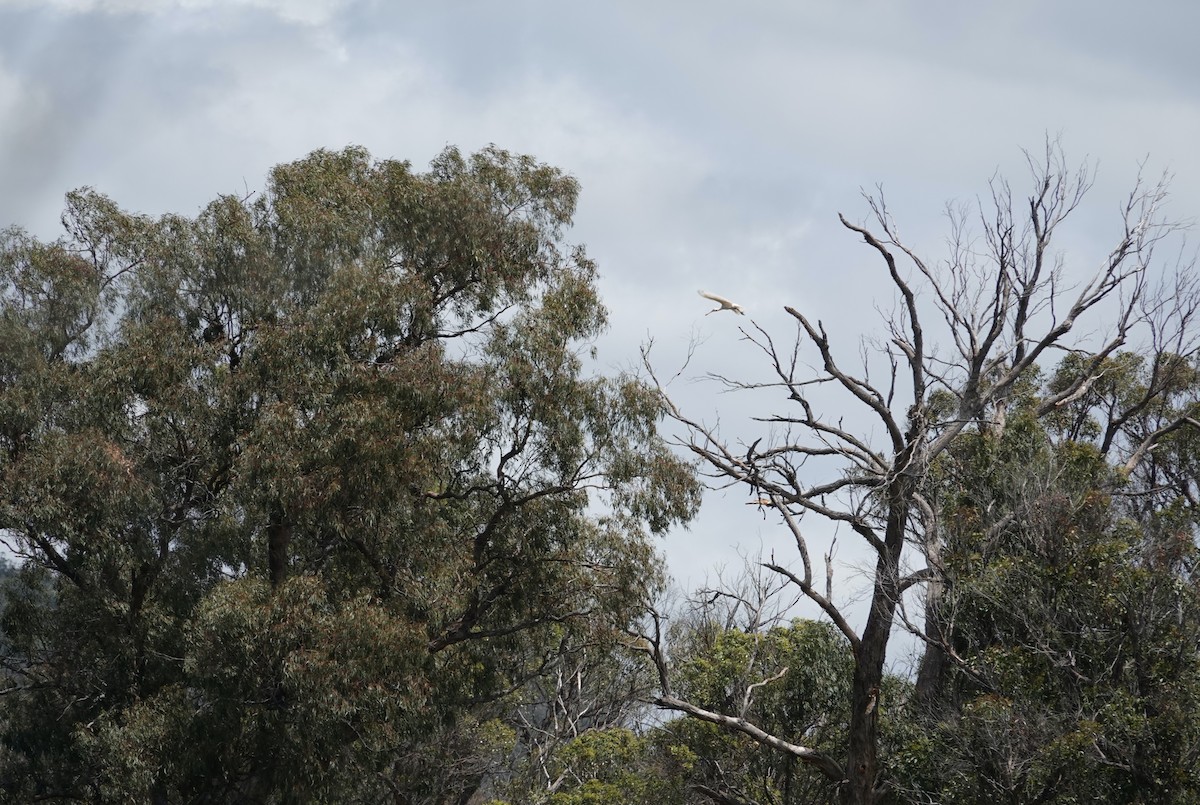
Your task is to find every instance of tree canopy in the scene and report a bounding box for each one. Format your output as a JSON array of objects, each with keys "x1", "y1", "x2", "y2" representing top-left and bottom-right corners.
[{"x1": 0, "y1": 144, "x2": 699, "y2": 802}]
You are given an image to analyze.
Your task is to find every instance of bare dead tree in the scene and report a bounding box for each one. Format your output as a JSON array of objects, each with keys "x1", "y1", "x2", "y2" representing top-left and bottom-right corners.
[{"x1": 638, "y1": 141, "x2": 1200, "y2": 805}]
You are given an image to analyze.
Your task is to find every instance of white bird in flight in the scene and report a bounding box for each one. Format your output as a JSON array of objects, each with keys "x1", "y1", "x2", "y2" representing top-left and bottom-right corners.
[{"x1": 698, "y1": 289, "x2": 745, "y2": 316}]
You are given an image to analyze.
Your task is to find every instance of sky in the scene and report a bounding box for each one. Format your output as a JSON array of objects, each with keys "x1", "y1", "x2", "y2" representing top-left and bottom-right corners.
[{"x1": 3, "y1": 0, "x2": 1199, "y2": 666}]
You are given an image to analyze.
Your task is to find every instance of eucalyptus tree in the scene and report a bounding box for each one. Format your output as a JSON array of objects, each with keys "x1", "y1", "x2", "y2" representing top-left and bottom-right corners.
[
  {"x1": 896, "y1": 391, "x2": 1200, "y2": 804},
  {"x1": 0, "y1": 145, "x2": 698, "y2": 802},
  {"x1": 641, "y1": 142, "x2": 1200, "y2": 805}
]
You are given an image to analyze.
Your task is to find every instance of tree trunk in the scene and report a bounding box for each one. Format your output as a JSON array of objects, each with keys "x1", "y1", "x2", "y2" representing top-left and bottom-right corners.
[
  {"x1": 914, "y1": 535, "x2": 948, "y2": 704},
  {"x1": 843, "y1": 575, "x2": 896, "y2": 804},
  {"x1": 267, "y1": 501, "x2": 291, "y2": 588},
  {"x1": 842, "y1": 490, "x2": 909, "y2": 805},
  {"x1": 914, "y1": 602, "x2": 949, "y2": 705}
]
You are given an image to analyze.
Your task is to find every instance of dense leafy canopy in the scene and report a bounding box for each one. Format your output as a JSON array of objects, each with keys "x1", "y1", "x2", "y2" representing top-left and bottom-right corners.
[
  {"x1": 904, "y1": 382, "x2": 1200, "y2": 804},
  {"x1": 0, "y1": 145, "x2": 698, "y2": 802}
]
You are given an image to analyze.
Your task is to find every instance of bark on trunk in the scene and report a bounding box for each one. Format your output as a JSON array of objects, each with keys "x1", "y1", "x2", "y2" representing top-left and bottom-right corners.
[
  {"x1": 842, "y1": 572, "x2": 896, "y2": 804},
  {"x1": 914, "y1": 605, "x2": 949, "y2": 704},
  {"x1": 842, "y1": 488, "x2": 910, "y2": 805},
  {"x1": 914, "y1": 535, "x2": 948, "y2": 704},
  {"x1": 267, "y1": 501, "x2": 291, "y2": 588}
]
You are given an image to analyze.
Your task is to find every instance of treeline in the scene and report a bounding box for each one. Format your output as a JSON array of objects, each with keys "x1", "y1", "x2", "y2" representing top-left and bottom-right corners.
[{"x1": 1, "y1": 144, "x2": 1197, "y2": 804}]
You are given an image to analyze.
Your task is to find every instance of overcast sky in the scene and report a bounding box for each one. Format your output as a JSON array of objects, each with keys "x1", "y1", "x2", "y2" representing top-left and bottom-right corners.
[{"x1": 4, "y1": 0, "x2": 1199, "y2": 664}]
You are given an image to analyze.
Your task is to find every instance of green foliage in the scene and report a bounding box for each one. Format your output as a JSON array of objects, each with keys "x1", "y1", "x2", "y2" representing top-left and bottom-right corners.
[
  {"x1": 904, "y1": 371, "x2": 1200, "y2": 804},
  {"x1": 0, "y1": 145, "x2": 699, "y2": 802},
  {"x1": 491, "y1": 617, "x2": 873, "y2": 805},
  {"x1": 676, "y1": 619, "x2": 852, "y2": 742},
  {"x1": 545, "y1": 728, "x2": 686, "y2": 805},
  {"x1": 666, "y1": 619, "x2": 857, "y2": 804}
]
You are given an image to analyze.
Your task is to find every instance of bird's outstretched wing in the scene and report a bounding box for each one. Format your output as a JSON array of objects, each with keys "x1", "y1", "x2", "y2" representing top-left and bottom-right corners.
[{"x1": 698, "y1": 289, "x2": 732, "y2": 306}]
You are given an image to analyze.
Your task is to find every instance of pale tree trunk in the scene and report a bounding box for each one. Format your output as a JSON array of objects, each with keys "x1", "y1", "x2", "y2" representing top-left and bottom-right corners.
[{"x1": 914, "y1": 535, "x2": 948, "y2": 705}]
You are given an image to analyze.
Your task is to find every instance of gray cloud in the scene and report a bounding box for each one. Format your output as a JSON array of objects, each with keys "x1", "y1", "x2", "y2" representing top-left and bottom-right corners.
[{"x1": 2, "y1": 1, "x2": 1197, "y2": 643}]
